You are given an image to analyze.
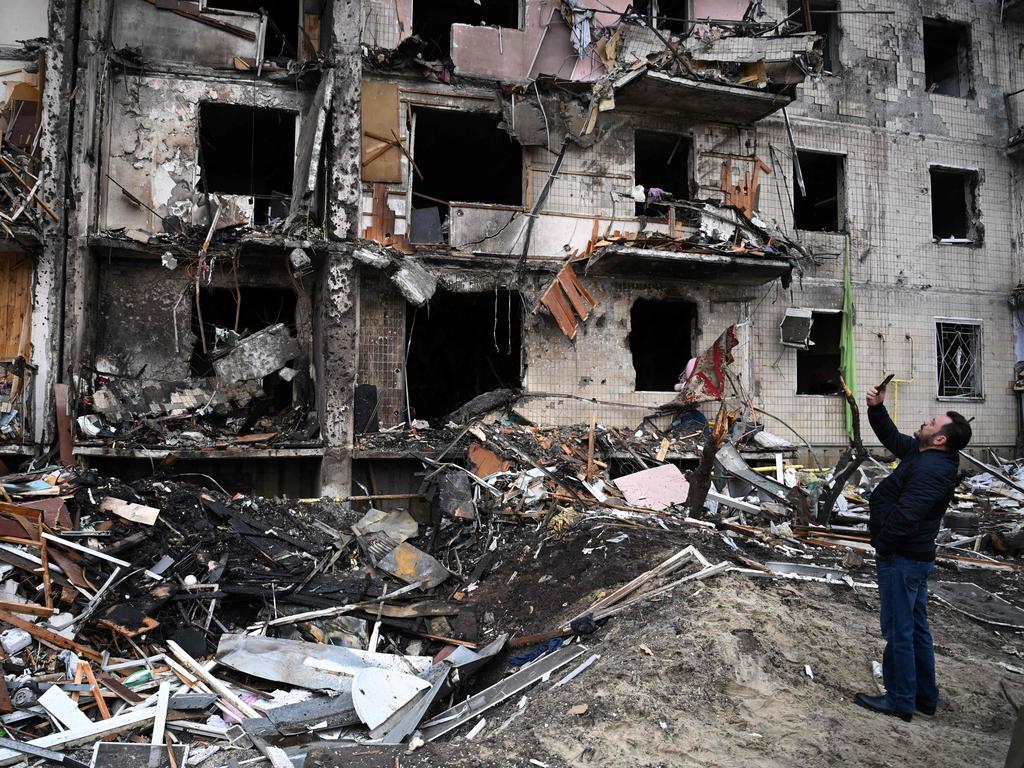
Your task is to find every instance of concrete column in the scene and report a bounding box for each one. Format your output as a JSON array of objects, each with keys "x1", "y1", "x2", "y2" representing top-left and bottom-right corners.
[
  {"x1": 319, "y1": 0, "x2": 362, "y2": 496},
  {"x1": 318, "y1": 250, "x2": 358, "y2": 497},
  {"x1": 30, "y1": 0, "x2": 79, "y2": 449}
]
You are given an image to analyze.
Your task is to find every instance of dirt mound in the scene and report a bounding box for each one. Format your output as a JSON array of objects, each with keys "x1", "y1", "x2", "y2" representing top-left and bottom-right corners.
[{"x1": 436, "y1": 572, "x2": 1019, "y2": 768}]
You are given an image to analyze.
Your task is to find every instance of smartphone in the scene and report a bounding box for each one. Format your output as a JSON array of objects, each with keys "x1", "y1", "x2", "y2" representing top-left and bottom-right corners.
[{"x1": 877, "y1": 373, "x2": 895, "y2": 390}]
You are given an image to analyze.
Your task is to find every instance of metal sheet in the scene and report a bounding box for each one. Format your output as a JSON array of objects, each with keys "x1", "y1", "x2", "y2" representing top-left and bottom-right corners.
[
  {"x1": 420, "y1": 645, "x2": 588, "y2": 741},
  {"x1": 216, "y1": 635, "x2": 432, "y2": 692},
  {"x1": 931, "y1": 581, "x2": 1024, "y2": 630},
  {"x1": 377, "y1": 543, "x2": 451, "y2": 590},
  {"x1": 716, "y1": 444, "x2": 791, "y2": 503},
  {"x1": 242, "y1": 693, "x2": 359, "y2": 738}
]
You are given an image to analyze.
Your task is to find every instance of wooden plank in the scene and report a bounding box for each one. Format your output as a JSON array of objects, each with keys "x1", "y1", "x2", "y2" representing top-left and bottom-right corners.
[
  {"x1": 0, "y1": 708, "x2": 155, "y2": 766},
  {"x1": 556, "y1": 269, "x2": 591, "y2": 321},
  {"x1": 0, "y1": 599, "x2": 55, "y2": 617},
  {"x1": 82, "y1": 663, "x2": 111, "y2": 720},
  {"x1": 563, "y1": 261, "x2": 595, "y2": 306},
  {"x1": 0, "y1": 608, "x2": 103, "y2": 661},
  {"x1": 585, "y1": 413, "x2": 596, "y2": 481},
  {"x1": 539, "y1": 284, "x2": 577, "y2": 339},
  {"x1": 38, "y1": 684, "x2": 91, "y2": 730},
  {"x1": 0, "y1": 676, "x2": 12, "y2": 715},
  {"x1": 54, "y1": 383, "x2": 74, "y2": 467},
  {"x1": 362, "y1": 81, "x2": 402, "y2": 183},
  {"x1": 166, "y1": 640, "x2": 260, "y2": 719},
  {"x1": 96, "y1": 673, "x2": 144, "y2": 705}
]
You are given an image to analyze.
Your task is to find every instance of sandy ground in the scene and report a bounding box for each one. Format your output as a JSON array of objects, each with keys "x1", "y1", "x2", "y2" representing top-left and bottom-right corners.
[{"x1": 415, "y1": 532, "x2": 1023, "y2": 768}]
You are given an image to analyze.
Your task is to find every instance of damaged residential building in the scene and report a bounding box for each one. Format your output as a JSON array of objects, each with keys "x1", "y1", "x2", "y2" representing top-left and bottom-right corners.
[{"x1": 2, "y1": 0, "x2": 1023, "y2": 497}]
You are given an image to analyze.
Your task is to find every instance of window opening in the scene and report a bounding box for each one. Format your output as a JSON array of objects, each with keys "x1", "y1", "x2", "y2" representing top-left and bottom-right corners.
[
  {"x1": 206, "y1": 0, "x2": 300, "y2": 58},
  {"x1": 629, "y1": 299, "x2": 695, "y2": 392},
  {"x1": 793, "y1": 150, "x2": 844, "y2": 232},
  {"x1": 787, "y1": 0, "x2": 840, "y2": 72},
  {"x1": 411, "y1": 0, "x2": 520, "y2": 60},
  {"x1": 198, "y1": 103, "x2": 295, "y2": 224},
  {"x1": 930, "y1": 167, "x2": 980, "y2": 243},
  {"x1": 411, "y1": 108, "x2": 523, "y2": 243},
  {"x1": 190, "y1": 286, "x2": 298, "y2": 405},
  {"x1": 936, "y1": 320, "x2": 982, "y2": 399},
  {"x1": 796, "y1": 311, "x2": 842, "y2": 395},
  {"x1": 405, "y1": 290, "x2": 523, "y2": 423},
  {"x1": 923, "y1": 18, "x2": 971, "y2": 97},
  {"x1": 631, "y1": 0, "x2": 690, "y2": 35},
  {"x1": 634, "y1": 131, "x2": 691, "y2": 218}
]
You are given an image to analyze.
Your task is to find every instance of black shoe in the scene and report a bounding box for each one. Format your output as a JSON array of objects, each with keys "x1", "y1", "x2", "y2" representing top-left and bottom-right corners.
[
  {"x1": 916, "y1": 701, "x2": 936, "y2": 716},
  {"x1": 854, "y1": 692, "x2": 913, "y2": 722}
]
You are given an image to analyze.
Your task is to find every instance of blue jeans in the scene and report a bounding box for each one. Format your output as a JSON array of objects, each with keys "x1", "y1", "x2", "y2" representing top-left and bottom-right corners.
[{"x1": 876, "y1": 555, "x2": 938, "y2": 713}]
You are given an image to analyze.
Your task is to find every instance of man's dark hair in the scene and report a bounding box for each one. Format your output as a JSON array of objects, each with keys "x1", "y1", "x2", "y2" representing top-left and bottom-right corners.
[{"x1": 941, "y1": 411, "x2": 972, "y2": 452}]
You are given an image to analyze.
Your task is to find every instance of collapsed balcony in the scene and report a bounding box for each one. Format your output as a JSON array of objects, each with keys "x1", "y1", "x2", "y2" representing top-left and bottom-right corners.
[
  {"x1": 364, "y1": 1, "x2": 817, "y2": 124},
  {"x1": 72, "y1": 236, "x2": 324, "y2": 463},
  {"x1": 0, "y1": 42, "x2": 50, "y2": 242}
]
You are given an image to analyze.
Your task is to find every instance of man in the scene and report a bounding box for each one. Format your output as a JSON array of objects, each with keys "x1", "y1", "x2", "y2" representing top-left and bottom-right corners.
[{"x1": 853, "y1": 384, "x2": 972, "y2": 722}]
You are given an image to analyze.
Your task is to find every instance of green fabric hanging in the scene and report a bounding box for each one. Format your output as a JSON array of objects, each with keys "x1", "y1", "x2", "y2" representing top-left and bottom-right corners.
[{"x1": 840, "y1": 235, "x2": 857, "y2": 439}]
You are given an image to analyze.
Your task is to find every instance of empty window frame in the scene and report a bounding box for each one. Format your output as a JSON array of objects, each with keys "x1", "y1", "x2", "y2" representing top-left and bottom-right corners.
[
  {"x1": 634, "y1": 130, "x2": 691, "y2": 217},
  {"x1": 923, "y1": 18, "x2": 971, "y2": 97},
  {"x1": 412, "y1": 0, "x2": 520, "y2": 60},
  {"x1": 631, "y1": 0, "x2": 690, "y2": 35},
  {"x1": 629, "y1": 299, "x2": 695, "y2": 392},
  {"x1": 410, "y1": 107, "x2": 523, "y2": 243},
  {"x1": 198, "y1": 103, "x2": 296, "y2": 224},
  {"x1": 190, "y1": 286, "x2": 298, "y2": 378},
  {"x1": 205, "y1": 0, "x2": 301, "y2": 59},
  {"x1": 936, "y1": 319, "x2": 983, "y2": 399},
  {"x1": 796, "y1": 310, "x2": 842, "y2": 395},
  {"x1": 787, "y1": 0, "x2": 840, "y2": 72},
  {"x1": 930, "y1": 167, "x2": 981, "y2": 243},
  {"x1": 405, "y1": 290, "x2": 522, "y2": 424},
  {"x1": 793, "y1": 150, "x2": 844, "y2": 232}
]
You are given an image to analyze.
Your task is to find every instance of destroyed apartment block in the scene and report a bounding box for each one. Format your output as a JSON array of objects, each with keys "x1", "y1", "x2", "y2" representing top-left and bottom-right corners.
[
  {"x1": 0, "y1": 2, "x2": 1020, "y2": 765},
  {"x1": 0, "y1": 0, "x2": 1016, "y2": 504}
]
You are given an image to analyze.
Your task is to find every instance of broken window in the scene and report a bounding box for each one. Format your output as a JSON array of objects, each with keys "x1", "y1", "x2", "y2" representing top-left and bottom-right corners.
[
  {"x1": 190, "y1": 286, "x2": 298, "y2": 399},
  {"x1": 923, "y1": 18, "x2": 971, "y2": 97},
  {"x1": 405, "y1": 290, "x2": 522, "y2": 424},
  {"x1": 632, "y1": 0, "x2": 690, "y2": 34},
  {"x1": 936, "y1": 320, "x2": 983, "y2": 399},
  {"x1": 629, "y1": 300, "x2": 695, "y2": 392},
  {"x1": 412, "y1": 0, "x2": 520, "y2": 60},
  {"x1": 198, "y1": 103, "x2": 296, "y2": 224},
  {"x1": 930, "y1": 167, "x2": 981, "y2": 243},
  {"x1": 205, "y1": 0, "x2": 300, "y2": 59},
  {"x1": 634, "y1": 130, "x2": 691, "y2": 217},
  {"x1": 410, "y1": 108, "x2": 523, "y2": 243},
  {"x1": 796, "y1": 311, "x2": 842, "y2": 396},
  {"x1": 793, "y1": 150, "x2": 844, "y2": 232},
  {"x1": 787, "y1": 0, "x2": 840, "y2": 72}
]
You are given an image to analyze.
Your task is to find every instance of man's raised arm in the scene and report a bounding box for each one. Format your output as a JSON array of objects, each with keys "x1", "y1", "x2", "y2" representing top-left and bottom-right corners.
[{"x1": 866, "y1": 386, "x2": 915, "y2": 458}]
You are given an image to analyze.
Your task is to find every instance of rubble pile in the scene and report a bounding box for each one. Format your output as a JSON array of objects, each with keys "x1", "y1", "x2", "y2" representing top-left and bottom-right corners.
[
  {"x1": 76, "y1": 322, "x2": 317, "y2": 450},
  {"x1": 0, "y1": 442, "x2": 735, "y2": 765},
  {"x1": 0, "y1": 48, "x2": 51, "y2": 239}
]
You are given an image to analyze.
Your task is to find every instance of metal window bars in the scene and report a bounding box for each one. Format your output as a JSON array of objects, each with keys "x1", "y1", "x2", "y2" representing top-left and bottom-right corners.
[{"x1": 936, "y1": 321, "x2": 982, "y2": 398}]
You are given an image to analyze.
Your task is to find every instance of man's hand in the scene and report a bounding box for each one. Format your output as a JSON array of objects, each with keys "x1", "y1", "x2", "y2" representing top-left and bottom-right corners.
[{"x1": 866, "y1": 387, "x2": 885, "y2": 407}]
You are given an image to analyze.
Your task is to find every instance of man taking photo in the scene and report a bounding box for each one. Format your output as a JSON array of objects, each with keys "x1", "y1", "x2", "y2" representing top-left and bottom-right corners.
[{"x1": 854, "y1": 384, "x2": 972, "y2": 722}]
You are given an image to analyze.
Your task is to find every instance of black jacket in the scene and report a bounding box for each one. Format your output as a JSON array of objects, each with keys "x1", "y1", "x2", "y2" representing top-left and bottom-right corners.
[{"x1": 867, "y1": 404, "x2": 959, "y2": 561}]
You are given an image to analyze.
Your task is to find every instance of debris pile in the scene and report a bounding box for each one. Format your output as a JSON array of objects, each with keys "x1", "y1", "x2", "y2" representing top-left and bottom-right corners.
[
  {"x1": 0, "y1": 47, "x2": 53, "y2": 238},
  {"x1": 0, "y1": 451, "x2": 735, "y2": 765},
  {"x1": 75, "y1": 322, "x2": 317, "y2": 450}
]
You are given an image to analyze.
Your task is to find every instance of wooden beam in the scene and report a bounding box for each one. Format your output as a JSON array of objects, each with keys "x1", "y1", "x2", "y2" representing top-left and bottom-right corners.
[{"x1": 0, "y1": 609, "x2": 103, "y2": 661}]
